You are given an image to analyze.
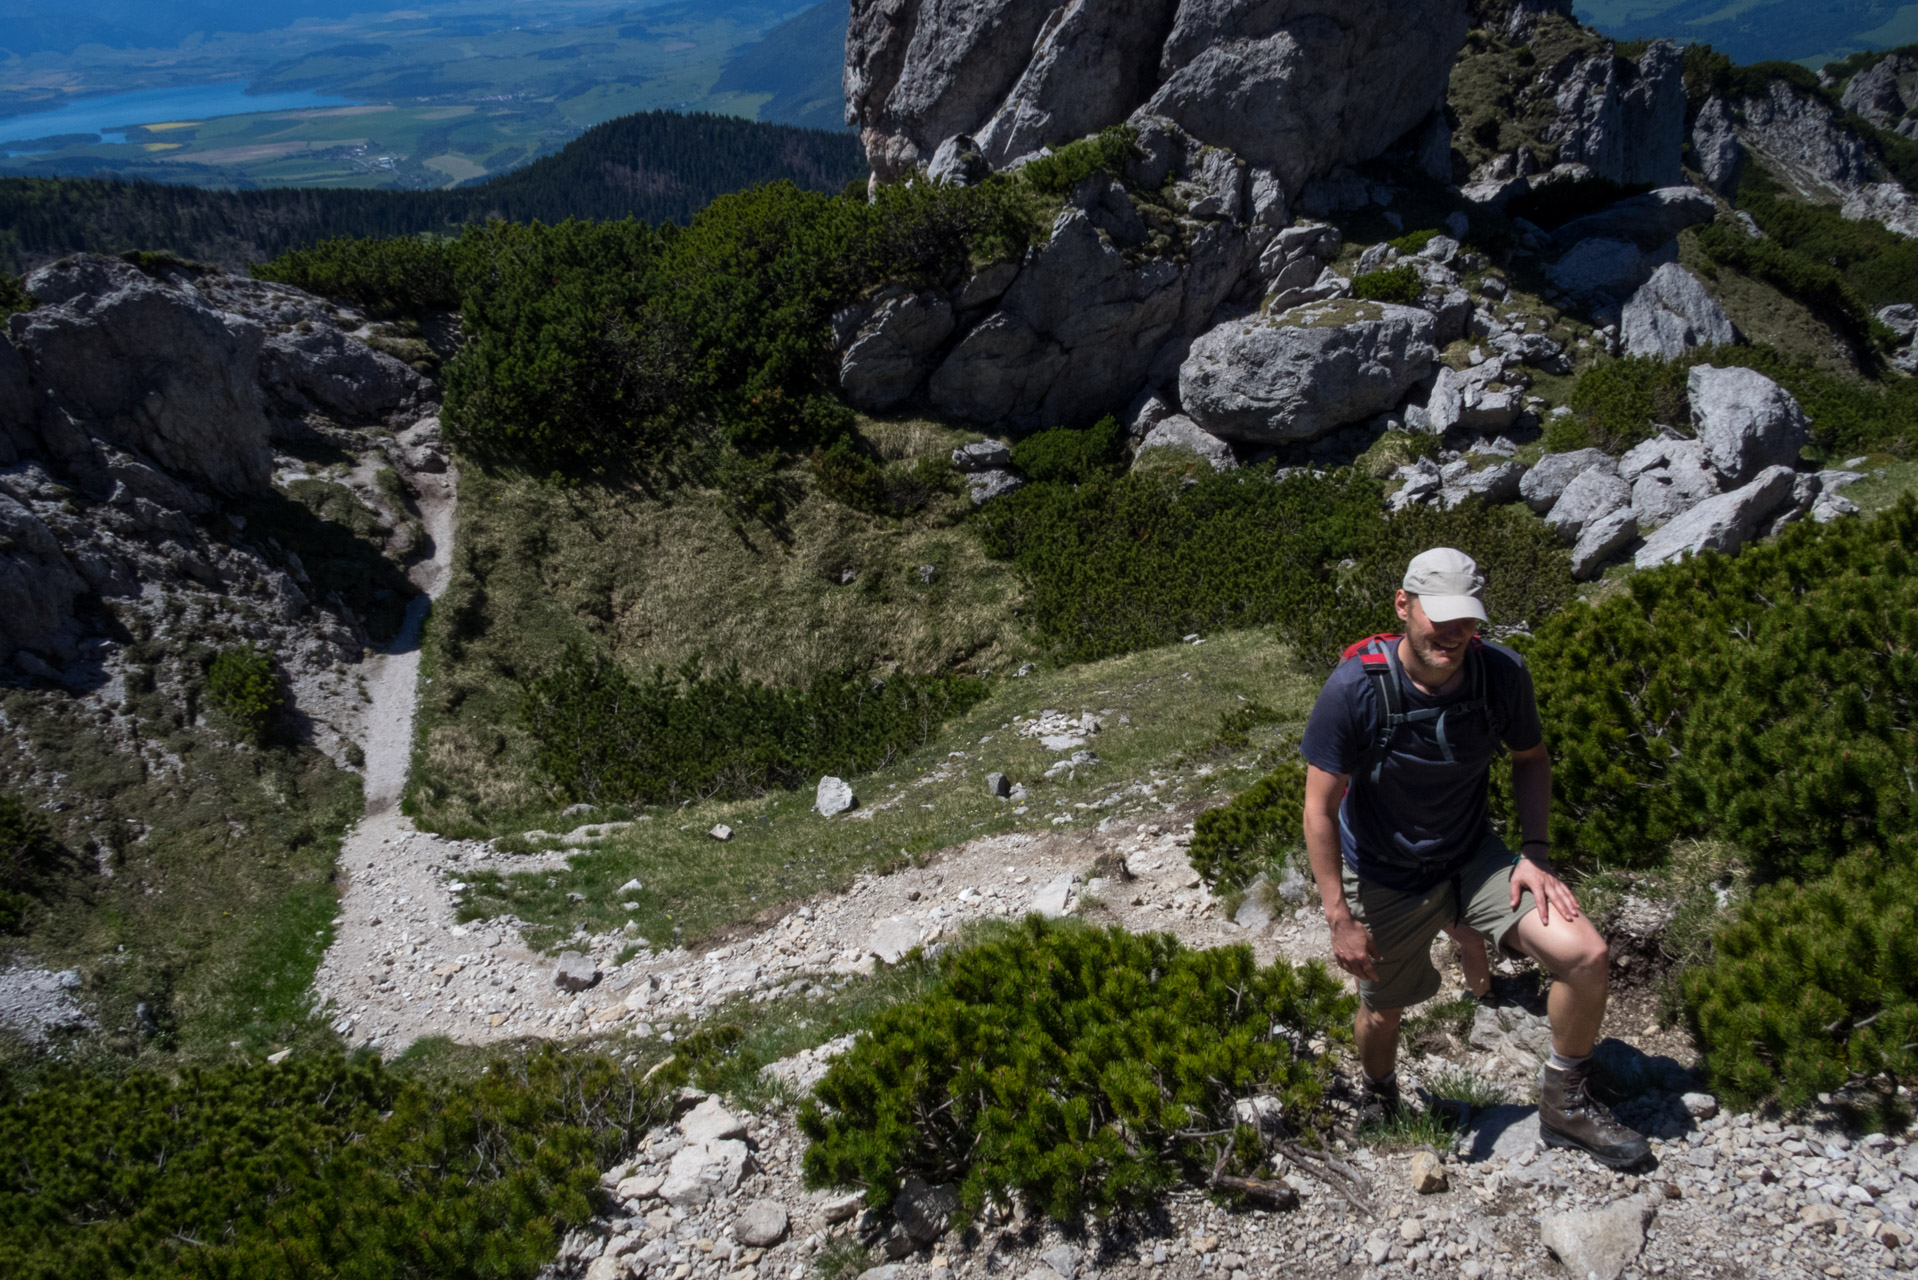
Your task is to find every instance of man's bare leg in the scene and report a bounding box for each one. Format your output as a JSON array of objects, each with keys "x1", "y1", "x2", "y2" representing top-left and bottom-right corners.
[
  {"x1": 1356, "y1": 1004, "x2": 1404, "y2": 1083},
  {"x1": 1445, "y1": 923, "x2": 1493, "y2": 999},
  {"x1": 1510, "y1": 908, "x2": 1609, "y2": 1056}
]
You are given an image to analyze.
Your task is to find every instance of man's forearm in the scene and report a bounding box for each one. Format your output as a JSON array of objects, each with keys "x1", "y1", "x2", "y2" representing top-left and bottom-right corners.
[
  {"x1": 1305, "y1": 810, "x2": 1351, "y2": 921},
  {"x1": 1513, "y1": 751, "x2": 1553, "y2": 858}
]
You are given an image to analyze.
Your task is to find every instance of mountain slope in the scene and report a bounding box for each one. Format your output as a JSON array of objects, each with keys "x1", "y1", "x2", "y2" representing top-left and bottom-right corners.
[
  {"x1": 717, "y1": 0, "x2": 852, "y2": 131},
  {"x1": 0, "y1": 110, "x2": 867, "y2": 273}
]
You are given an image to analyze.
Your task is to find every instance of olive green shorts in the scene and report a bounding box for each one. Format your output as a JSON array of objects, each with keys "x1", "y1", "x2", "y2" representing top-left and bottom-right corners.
[{"x1": 1340, "y1": 829, "x2": 1537, "y2": 1011}]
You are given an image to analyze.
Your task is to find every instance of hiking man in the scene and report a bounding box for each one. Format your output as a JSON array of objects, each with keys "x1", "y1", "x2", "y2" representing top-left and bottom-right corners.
[{"x1": 1300, "y1": 547, "x2": 1649, "y2": 1169}]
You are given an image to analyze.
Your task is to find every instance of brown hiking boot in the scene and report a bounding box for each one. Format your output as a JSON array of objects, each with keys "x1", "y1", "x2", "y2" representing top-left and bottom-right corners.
[{"x1": 1539, "y1": 1061, "x2": 1652, "y2": 1169}]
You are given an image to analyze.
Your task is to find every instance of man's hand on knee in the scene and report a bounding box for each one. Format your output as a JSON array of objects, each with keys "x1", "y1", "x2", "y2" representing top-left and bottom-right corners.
[
  {"x1": 1328, "y1": 910, "x2": 1382, "y2": 982},
  {"x1": 1512, "y1": 855, "x2": 1581, "y2": 926}
]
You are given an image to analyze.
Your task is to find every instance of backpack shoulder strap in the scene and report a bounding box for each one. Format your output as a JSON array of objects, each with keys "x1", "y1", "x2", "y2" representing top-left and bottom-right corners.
[{"x1": 1348, "y1": 636, "x2": 1405, "y2": 785}]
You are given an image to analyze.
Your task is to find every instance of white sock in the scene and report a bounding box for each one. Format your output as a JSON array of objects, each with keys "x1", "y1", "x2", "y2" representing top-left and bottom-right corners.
[{"x1": 1548, "y1": 1051, "x2": 1591, "y2": 1072}]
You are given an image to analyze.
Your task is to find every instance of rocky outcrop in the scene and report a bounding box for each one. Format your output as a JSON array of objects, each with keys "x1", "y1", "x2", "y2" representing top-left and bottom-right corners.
[
  {"x1": 1545, "y1": 42, "x2": 1687, "y2": 189},
  {"x1": 1726, "y1": 79, "x2": 1880, "y2": 204},
  {"x1": 11, "y1": 256, "x2": 274, "y2": 497},
  {"x1": 1620, "y1": 264, "x2": 1736, "y2": 359},
  {"x1": 1843, "y1": 183, "x2": 1918, "y2": 240},
  {"x1": 838, "y1": 290, "x2": 956, "y2": 411},
  {"x1": 1179, "y1": 301, "x2": 1436, "y2": 444},
  {"x1": 0, "y1": 254, "x2": 441, "y2": 681},
  {"x1": 846, "y1": 0, "x2": 1472, "y2": 194},
  {"x1": 1690, "y1": 96, "x2": 1744, "y2": 198},
  {"x1": 1840, "y1": 54, "x2": 1918, "y2": 137}
]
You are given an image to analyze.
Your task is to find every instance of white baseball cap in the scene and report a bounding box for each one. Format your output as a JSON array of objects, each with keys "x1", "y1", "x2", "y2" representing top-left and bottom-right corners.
[{"x1": 1403, "y1": 547, "x2": 1488, "y2": 623}]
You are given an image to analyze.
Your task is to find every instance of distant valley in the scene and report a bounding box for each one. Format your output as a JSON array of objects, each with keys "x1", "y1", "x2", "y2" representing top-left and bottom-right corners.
[{"x1": 0, "y1": 0, "x2": 849, "y2": 190}]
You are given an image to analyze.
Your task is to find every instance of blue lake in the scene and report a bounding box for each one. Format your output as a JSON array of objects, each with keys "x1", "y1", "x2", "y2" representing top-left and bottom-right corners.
[{"x1": 0, "y1": 83, "x2": 363, "y2": 151}]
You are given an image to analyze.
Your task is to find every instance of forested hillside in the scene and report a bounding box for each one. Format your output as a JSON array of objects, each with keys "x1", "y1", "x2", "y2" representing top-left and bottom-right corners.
[{"x1": 0, "y1": 110, "x2": 866, "y2": 273}]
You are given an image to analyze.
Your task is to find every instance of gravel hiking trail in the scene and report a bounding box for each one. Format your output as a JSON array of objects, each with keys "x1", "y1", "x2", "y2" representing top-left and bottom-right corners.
[{"x1": 309, "y1": 465, "x2": 1353, "y2": 1055}]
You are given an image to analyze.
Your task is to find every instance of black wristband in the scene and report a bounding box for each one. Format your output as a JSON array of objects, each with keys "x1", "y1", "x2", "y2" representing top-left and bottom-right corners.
[{"x1": 1521, "y1": 840, "x2": 1549, "y2": 851}]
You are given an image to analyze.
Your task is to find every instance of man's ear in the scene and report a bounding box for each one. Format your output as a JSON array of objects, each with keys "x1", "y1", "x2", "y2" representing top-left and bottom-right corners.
[{"x1": 1393, "y1": 589, "x2": 1411, "y2": 622}]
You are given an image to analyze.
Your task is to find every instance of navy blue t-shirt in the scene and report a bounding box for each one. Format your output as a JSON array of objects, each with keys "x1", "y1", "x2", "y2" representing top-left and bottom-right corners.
[{"x1": 1300, "y1": 640, "x2": 1543, "y2": 891}]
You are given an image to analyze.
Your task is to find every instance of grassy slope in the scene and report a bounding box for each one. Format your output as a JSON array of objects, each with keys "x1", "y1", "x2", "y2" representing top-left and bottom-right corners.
[
  {"x1": 455, "y1": 627, "x2": 1317, "y2": 954},
  {"x1": 410, "y1": 419, "x2": 1033, "y2": 836}
]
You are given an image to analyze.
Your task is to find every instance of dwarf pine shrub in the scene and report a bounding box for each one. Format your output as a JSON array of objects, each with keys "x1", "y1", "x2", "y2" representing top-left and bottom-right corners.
[
  {"x1": 798, "y1": 917, "x2": 1352, "y2": 1221},
  {"x1": 1520, "y1": 498, "x2": 1918, "y2": 882},
  {"x1": 1008, "y1": 416, "x2": 1125, "y2": 485},
  {"x1": 521, "y1": 650, "x2": 989, "y2": 805},
  {"x1": 1018, "y1": 126, "x2": 1143, "y2": 198},
  {"x1": 1350, "y1": 265, "x2": 1423, "y2": 304},
  {"x1": 0, "y1": 795, "x2": 60, "y2": 934},
  {"x1": 1188, "y1": 762, "x2": 1308, "y2": 892},
  {"x1": 205, "y1": 646, "x2": 282, "y2": 743},
  {"x1": 1684, "y1": 853, "x2": 1918, "y2": 1113},
  {"x1": 0, "y1": 1047, "x2": 670, "y2": 1279}
]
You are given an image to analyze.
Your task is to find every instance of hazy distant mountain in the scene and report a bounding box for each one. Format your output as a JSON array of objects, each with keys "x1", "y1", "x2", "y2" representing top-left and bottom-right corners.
[
  {"x1": 1578, "y1": 1, "x2": 1914, "y2": 66},
  {"x1": 717, "y1": 0, "x2": 851, "y2": 132}
]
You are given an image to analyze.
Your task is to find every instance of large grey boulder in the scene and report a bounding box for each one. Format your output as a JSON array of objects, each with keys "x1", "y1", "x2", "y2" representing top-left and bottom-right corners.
[
  {"x1": 1544, "y1": 467, "x2": 1631, "y2": 543},
  {"x1": 839, "y1": 291, "x2": 956, "y2": 410},
  {"x1": 1551, "y1": 187, "x2": 1716, "y2": 252},
  {"x1": 11, "y1": 255, "x2": 272, "y2": 496},
  {"x1": 1570, "y1": 508, "x2": 1638, "y2": 581},
  {"x1": 1179, "y1": 301, "x2": 1436, "y2": 444},
  {"x1": 1634, "y1": 466, "x2": 1796, "y2": 569},
  {"x1": 734, "y1": 1200, "x2": 790, "y2": 1248},
  {"x1": 260, "y1": 326, "x2": 431, "y2": 425},
  {"x1": 1539, "y1": 1196, "x2": 1653, "y2": 1280},
  {"x1": 1687, "y1": 365, "x2": 1810, "y2": 485},
  {"x1": 1519, "y1": 449, "x2": 1613, "y2": 514},
  {"x1": 1133, "y1": 413, "x2": 1235, "y2": 471},
  {"x1": 815, "y1": 776, "x2": 856, "y2": 818},
  {"x1": 1545, "y1": 42, "x2": 1687, "y2": 188},
  {"x1": 659, "y1": 1138, "x2": 750, "y2": 1207},
  {"x1": 1621, "y1": 264, "x2": 1735, "y2": 359},
  {"x1": 895, "y1": 1175, "x2": 962, "y2": 1245},
  {"x1": 553, "y1": 951, "x2": 599, "y2": 993},
  {"x1": 1628, "y1": 439, "x2": 1722, "y2": 527},
  {"x1": 845, "y1": 0, "x2": 1472, "y2": 193},
  {"x1": 1440, "y1": 460, "x2": 1525, "y2": 510}
]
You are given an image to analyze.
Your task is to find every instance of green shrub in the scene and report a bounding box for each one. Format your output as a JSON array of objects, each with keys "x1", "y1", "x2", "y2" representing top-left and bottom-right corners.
[
  {"x1": 1696, "y1": 219, "x2": 1883, "y2": 351},
  {"x1": 1518, "y1": 500, "x2": 1918, "y2": 882},
  {"x1": 1564, "y1": 343, "x2": 1918, "y2": 457},
  {"x1": 973, "y1": 469, "x2": 1386, "y2": 664},
  {"x1": 1566, "y1": 355, "x2": 1691, "y2": 452},
  {"x1": 975, "y1": 469, "x2": 1572, "y2": 668},
  {"x1": 1277, "y1": 499, "x2": 1575, "y2": 671},
  {"x1": 1728, "y1": 167, "x2": 1918, "y2": 312},
  {"x1": 798, "y1": 917, "x2": 1352, "y2": 1221},
  {"x1": 1008, "y1": 416, "x2": 1125, "y2": 485},
  {"x1": 521, "y1": 650, "x2": 990, "y2": 806},
  {"x1": 0, "y1": 271, "x2": 28, "y2": 317},
  {"x1": 1189, "y1": 762, "x2": 1308, "y2": 892},
  {"x1": 253, "y1": 232, "x2": 464, "y2": 316},
  {"x1": 1388, "y1": 228, "x2": 1440, "y2": 256},
  {"x1": 1351, "y1": 265, "x2": 1423, "y2": 304},
  {"x1": 1018, "y1": 126, "x2": 1143, "y2": 198},
  {"x1": 811, "y1": 435, "x2": 888, "y2": 512},
  {"x1": 0, "y1": 795, "x2": 61, "y2": 934},
  {"x1": 1684, "y1": 853, "x2": 1918, "y2": 1113},
  {"x1": 205, "y1": 646, "x2": 282, "y2": 743},
  {"x1": 0, "y1": 1047, "x2": 671, "y2": 1280},
  {"x1": 443, "y1": 180, "x2": 1032, "y2": 472}
]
